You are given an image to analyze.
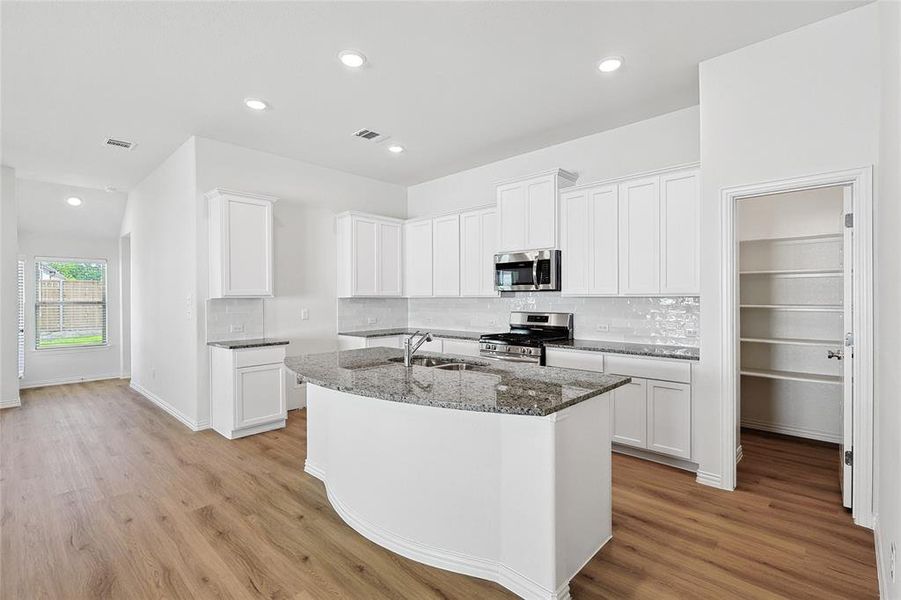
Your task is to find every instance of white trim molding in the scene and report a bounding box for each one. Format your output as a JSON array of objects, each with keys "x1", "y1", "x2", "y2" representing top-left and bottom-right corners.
[
  {"x1": 720, "y1": 166, "x2": 874, "y2": 529},
  {"x1": 741, "y1": 419, "x2": 841, "y2": 444},
  {"x1": 0, "y1": 396, "x2": 21, "y2": 409},
  {"x1": 129, "y1": 381, "x2": 208, "y2": 432},
  {"x1": 19, "y1": 373, "x2": 120, "y2": 390}
]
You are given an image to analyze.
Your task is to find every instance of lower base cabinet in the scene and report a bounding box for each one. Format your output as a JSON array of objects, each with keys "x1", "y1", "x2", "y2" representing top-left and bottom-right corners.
[
  {"x1": 611, "y1": 379, "x2": 648, "y2": 448},
  {"x1": 211, "y1": 345, "x2": 287, "y2": 439}
]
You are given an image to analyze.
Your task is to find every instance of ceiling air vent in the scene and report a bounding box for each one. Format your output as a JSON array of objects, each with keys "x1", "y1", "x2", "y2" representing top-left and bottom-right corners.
[
  {"x1": 104, "y1": 137, "x2": 136, "y2": 150},
  {"x1": 352, "y1": 128, "x2": 382, "y2": 141}
]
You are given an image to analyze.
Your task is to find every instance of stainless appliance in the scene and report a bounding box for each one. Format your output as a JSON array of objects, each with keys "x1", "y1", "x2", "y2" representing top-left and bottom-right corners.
[
  {"x1": 479, "y1": 311, "x2": 573, "y2": 364},
  {"x1": 494, "y1": 249, "x2": 561, "y2": 292}
]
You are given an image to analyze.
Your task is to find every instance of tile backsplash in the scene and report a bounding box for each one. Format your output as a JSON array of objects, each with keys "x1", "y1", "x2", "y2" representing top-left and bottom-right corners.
[
  {"x1": 337, "y1": 298, "x2": 409, "y2": 332},
  {"x1": 337, "y1": 294, "x2": 700, "y2": 346},
  {"x1": 206, "y1": 298, "x2": 265, "y2": 342}
]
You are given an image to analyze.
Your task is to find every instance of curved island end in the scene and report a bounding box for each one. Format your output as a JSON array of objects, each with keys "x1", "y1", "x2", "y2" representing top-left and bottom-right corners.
[{"x1": 286, "y1": 348, "x2": 630, "y2": 600}]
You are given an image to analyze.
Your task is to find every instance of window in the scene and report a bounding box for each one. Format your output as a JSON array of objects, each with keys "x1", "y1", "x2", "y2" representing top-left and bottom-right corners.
[
  {"x1": 17, "y1": 259, "x2": 25, "y2": 376},
  {"x1": 35, "y1": 258, "x2": 107, "y2": 349}
]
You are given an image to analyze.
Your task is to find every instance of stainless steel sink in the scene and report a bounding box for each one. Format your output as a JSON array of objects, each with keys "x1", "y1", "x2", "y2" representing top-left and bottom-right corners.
[
  {"x1": 433, "y1": 363, "x2": 483, "y2": 371},
  {"x1": 388, "y1": 356, "x2": 453, "y2": 367}
]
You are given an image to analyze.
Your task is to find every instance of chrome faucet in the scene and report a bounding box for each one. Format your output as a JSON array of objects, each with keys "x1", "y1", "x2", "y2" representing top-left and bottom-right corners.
[{"x1": 403, "y1": 330, "x2": 433, "y2": 367}]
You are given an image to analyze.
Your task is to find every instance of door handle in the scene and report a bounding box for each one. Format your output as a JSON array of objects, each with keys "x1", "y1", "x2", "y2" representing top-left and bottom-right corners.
[{"x1": 827, "y1": 350, "x2": 843, "y2": 360}]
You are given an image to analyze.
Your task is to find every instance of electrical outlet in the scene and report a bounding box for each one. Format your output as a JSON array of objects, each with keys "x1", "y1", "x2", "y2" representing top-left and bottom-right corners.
[
  {"x1": 300, "y1": 308, "x2": 310, "y2": 321},
  {"x1": 367, "y1": 317, "x2": 377, "y2": 325},
  {"x1": 596, "y1": 323, "x2": 610, "y2": 332},
  {"x1": 229, "y1": 324, "x2": 244, "y2": 333}
]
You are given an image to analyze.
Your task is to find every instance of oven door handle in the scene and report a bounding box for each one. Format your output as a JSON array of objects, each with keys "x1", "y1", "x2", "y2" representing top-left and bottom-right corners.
[
  {"x1": 479, "y1": 350, "x2": 541, "y2": 363},
  {"x1": 532, "y1": 260, "x2": 539, "y2": 290}
]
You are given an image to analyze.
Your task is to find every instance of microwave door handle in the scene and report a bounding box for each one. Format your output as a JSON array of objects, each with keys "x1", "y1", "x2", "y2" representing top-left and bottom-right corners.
[{"x1": 532, "y1": 261, "x2": 539, "y2": 290}]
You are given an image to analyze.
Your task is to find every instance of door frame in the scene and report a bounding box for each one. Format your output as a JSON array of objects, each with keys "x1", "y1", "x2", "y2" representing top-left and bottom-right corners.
[{"x1": 719, "y1": 166, "x2": 874, "y2": 528}]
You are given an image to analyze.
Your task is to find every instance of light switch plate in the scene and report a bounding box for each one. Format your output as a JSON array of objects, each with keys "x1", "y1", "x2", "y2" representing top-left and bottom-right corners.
[{"x1": 300, "y1": 308, "x2": 310, "y2": 321}]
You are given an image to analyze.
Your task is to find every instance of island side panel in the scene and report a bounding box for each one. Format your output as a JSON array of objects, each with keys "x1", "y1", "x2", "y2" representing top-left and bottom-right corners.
[
  {"x1": 304, "y1": 385, "x2": 329, "y2": 480},
  {"x1": 555, "y1": 391, "x2": 613, "y2": 587}
]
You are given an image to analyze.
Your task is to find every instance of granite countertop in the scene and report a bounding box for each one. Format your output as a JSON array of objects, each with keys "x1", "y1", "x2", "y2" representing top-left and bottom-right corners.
[
  {"x1": 337, "y1": 328, "x2": 482, "y2": 341},
  {"x1": 545, "y1": 339, "x2": 700, "y2": 361},
  {"x1": 285, "y1": 347, "x2": 630, "y2": 417},
  {"x1": 208, "y1": 338, "x2": 290, "y2": 349}
]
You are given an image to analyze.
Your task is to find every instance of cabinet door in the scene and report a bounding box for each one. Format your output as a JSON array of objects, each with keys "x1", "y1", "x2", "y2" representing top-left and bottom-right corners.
[
  {"x1": 660, "y1": 170, "x2": 700, "y2": 294},
  {"x1": 618, "y1": 177, "x2": 660, "y2": 294},
  {"x1": 612, "y1": 378, "x2": 648, "y2": 449},
  {"x1": 223, "y1": 196, "x2": 273, "y2": 296},
  {"x1": 352, "y1": 217, "x2": 379, "y2": 296},
  {"x1": 560, "y1": 188, "x2": 591, "y2": 295},
  {"x1": 432, "y1": 215, "x2": 461, "y2": 297},
  {"x1": 404, "y1": 220, "x2": 433, "y2": 297},
  {"x1": 378, "y1": 222, "x2": 403, "y2": 296},
  {"x1": 647, "y1": 380, "x2": 691, "y2": 459},
  {"x1": 235, "y1": 364, "x2": 286, "y2": 429},
  {"x1": 497, "y1": 182, "x2": 526, "y2": 252},
  {"x1": 589, "y1": 185, "x2": 619, "y2": 295},
  {"x1": 480, "y1": 210, "x2": 498, "y2": 296},
  {"x1": 460, "y1": 210, "x2": 483, "y2": 297},
  {"x1": 525, "y1": 175, "x2": 556, "y2": 249}
]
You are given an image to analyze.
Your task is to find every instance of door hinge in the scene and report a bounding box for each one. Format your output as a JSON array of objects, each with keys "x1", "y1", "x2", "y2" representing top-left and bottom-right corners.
[
  {"x1": 845, "y1": 332, "x2": 854, "y2": 347},
  {"x1": 844, "y1": 449, "x2": 853, "y2": 466},
  {"x1": 845, "y1": 213, "x2": 854, "y2": 228}
]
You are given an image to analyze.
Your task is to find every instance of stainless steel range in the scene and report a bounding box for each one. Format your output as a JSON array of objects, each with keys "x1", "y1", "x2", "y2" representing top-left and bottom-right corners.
[{"x1": 479, "y1": 312, "x2": 573, "y2": 365}]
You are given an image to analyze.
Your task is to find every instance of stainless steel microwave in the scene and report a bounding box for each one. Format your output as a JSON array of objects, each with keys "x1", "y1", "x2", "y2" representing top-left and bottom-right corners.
[{"x1": 494, "y1": 249, "x2": 561, "y2": 292}]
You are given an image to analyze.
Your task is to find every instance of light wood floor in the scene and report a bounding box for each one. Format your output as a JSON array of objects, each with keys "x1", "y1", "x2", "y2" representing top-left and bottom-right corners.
[{"x1": 1, "y1": 380, "x2": 878, "y2": 599}]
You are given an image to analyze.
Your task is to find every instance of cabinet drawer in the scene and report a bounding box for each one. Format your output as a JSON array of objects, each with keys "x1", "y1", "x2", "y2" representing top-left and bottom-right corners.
[
  {"x1": 545, "y1": 348, "x2": 604, "y2": 372},
  {"x1": 234, "y1": 346, "x2": 286, "y2": 368},
  {"x1": 604, "y1": 355, "x2": 690, "y2": 384}
]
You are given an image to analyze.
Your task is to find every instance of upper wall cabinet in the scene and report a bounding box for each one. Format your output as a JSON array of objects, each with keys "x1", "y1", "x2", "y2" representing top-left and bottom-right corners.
[
  {"x1": 460, "y1": 208, "x2": 498, "y2": 297},
  {"x1": 207, "y1": 188, "x2": 277, "y2": 298},
  {"x1": 559, "y1": 167, "x2": 700, "y2": 297},
  {"x1": 560, "y1": 183, "x2": 619, "y2": 296},
  {"x1": 432, "y1": 214, "x2": 461, "y2": 297},
  {"x1": 337, "y1": 212, "x2": 404, "y2": 298},
  {"x1": 404, "y1": 219, "x2": 433, "y2": 297},
  {"x1": 497, "y1": 169, "x2": 578, "y2": 252},
  {"x1": 659, "y1": 170, "x2": 700, "y2": 294}
]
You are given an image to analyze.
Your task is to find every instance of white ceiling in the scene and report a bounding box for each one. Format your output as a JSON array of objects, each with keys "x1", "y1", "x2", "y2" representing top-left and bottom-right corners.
[
  {"x1": 16, "y1": 179, "x2": 127, "y2": 239},
  {"x1": 2, "y1": 1, "x2": 863, "y2": 190}
]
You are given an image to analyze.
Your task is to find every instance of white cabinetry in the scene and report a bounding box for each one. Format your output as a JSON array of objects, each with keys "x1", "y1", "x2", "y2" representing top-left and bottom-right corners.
[
  {"x1": 659, "y1": 170, "x2": 700, "y2": 294},
  {"x1": 207, "y1": 188, "x2": 277, "y2": 298},
  {"x1": 337, "y1": 212, "x2": 404, "y2": 298},
  {"x1": 496, "y1": 169, "x2": 578, "y2": 252},
  {"x1": 460, "y1": 208, "x2": 498, "y2": 297},
  {"x1": 210, "y1": 345, "x2": 287, "y2": 439},
  {"x1": 404, "y1": 220, "x2": 433, "y2": 297},
  {"x1": 560, "y1": 184, "x2": 618, "y2": 296},
  {"x1": 544, "y1": 348, "x2": 693, "y2": 461},
  {"x1": 618, "y1": 176, "x2": 661, "y2": 295},
  {"x1": 432, "y1": 215, "x2": 461, "y2": 297}
]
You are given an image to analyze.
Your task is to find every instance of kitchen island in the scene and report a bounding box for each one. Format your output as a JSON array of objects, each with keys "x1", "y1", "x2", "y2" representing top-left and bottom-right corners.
[{"x1": 286, "y1": 348, "x2": 630, "y2": 600}]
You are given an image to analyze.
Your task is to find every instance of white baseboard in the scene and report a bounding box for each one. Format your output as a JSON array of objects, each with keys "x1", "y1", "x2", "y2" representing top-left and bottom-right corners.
[
  {"x1": 0, "y1": 396, "x2": 21, "y2": 409},
  {"x1": 696, "y1": 470, "x2": 724, "y2": 489},
  {"x1": 741, "y1": 419, "x2": 841, "y2": 444},
  {"x1": 613, "y1": 443, "x2": 698, "y2": 473},
  {"x1": 874, "y1": 515, "x2": 894, "y2": 600},
  {"x1": 129, "y1": 382, "x2": 204, "y2": 432},
  {"x1": 19, "y1": 373, "x2": 120, "y2": 389}
]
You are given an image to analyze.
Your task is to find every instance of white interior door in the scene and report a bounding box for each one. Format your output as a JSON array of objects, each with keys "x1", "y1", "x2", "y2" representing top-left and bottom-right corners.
[{"x1": 841, "y1": 187, "x2": 853, "y2": 509}]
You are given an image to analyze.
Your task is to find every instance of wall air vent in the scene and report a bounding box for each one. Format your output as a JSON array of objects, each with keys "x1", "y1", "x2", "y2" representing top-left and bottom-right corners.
[
  {"x1": 352, "y1": 129, "x2": 382, "y2": 141},
  {"x1": 104, "y1": 137, "x2": 136, "y2": 150}
]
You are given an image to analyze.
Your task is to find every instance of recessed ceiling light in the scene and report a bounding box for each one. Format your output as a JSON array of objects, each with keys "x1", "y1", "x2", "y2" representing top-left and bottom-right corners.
[
  {"x1": 244, "y1": 98, "x2": 270, "y2": 111},
  {"x1": 597, "y1": 56, "x2": 624, "y2": 73},
  {"x1": 338, "y1": 50, "x2": 367, "y2": 68},
  {"x1": 66, "y1": 196, "x2": 83, "y2": 207},
  {"x1": 388, "y1": 145, "x2": 405, "y2": 154}
]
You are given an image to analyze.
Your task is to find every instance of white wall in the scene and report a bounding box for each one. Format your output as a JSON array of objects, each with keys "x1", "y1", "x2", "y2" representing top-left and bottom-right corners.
[
  {"x1": 120, "y1": 137, "x2": 200, "y2": 427},
  {"x1": 406, "y1": 106, "x2": 699, "y2": 218},
  {"x1": 17, "y1": 232, "x2": 121, "y2": 388},
  {"x1": 876, "y1": 1, "x2": 901, "y2": 597},
  {"x1": 193, "y1": 137, "x2": 407, "y2": 418},
  {"x1": 738, "y1": 187, "x2": 843, "y2": 241},
  {"x1": 698, "y1": 3, "x2": 881, "y2": 488},
  {"x1": 0, "y1": 166, "x2": 19, "y2": 407}
]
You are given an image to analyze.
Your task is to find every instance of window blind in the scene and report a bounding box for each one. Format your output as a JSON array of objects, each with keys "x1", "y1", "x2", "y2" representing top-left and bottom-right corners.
[
  {"x1": 17, "y1": 259, "x2": 25, "y2": 377},
  {"x1": 34, "y1": 259, "x2": 108, "y2": 350}
]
